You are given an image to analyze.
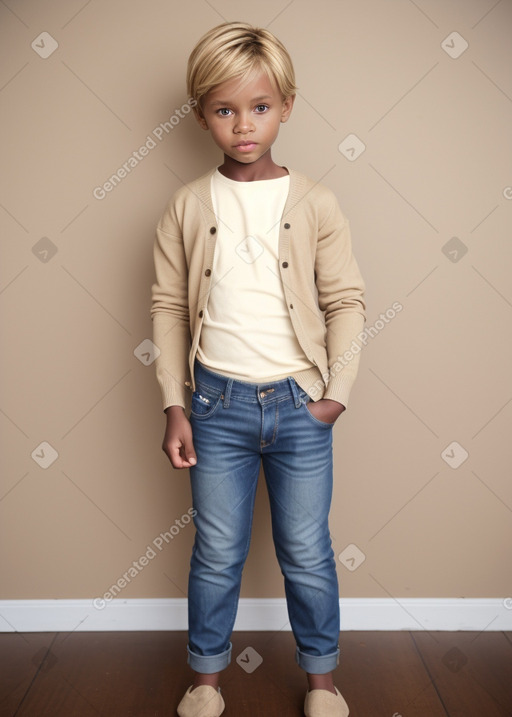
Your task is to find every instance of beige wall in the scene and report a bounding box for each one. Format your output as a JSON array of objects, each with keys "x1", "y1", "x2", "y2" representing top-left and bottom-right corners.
[{"x1": 1, "y1": 0, "x2": 511, "y2": 605}]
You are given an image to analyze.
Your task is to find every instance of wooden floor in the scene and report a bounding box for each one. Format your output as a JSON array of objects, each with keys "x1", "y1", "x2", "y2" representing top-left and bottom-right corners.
[{"x1": 1, "y1": 631, "x2": 511, "y2": 716}]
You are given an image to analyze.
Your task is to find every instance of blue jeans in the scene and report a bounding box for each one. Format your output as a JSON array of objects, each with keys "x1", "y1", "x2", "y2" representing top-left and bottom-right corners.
[{"x1": 186, "y1": 360, "x2": 340, "y2": 674}]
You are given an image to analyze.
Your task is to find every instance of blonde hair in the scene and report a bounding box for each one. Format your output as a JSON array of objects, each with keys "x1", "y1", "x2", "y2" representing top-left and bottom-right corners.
[{"x1": 186, "y1": 22, "x2": 297, "y2": 113}]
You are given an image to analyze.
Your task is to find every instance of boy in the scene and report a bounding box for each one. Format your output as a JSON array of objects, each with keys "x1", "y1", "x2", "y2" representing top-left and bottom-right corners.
[{"x1": 151, "y1": 21, "x2": 365, "y2": 717}]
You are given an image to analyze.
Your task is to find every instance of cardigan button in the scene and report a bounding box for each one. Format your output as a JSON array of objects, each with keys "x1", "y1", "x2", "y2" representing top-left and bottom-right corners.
[
  {"x1": 205, "y1": 269, "x2": 211, "y2": 276},
  {"x1": 199, "y1": 310, "x2": 204, "y2": 317},
  {"x1": 210, "y1": 227, "x2": 216, "y2": 234},
  {"x1": 282, "y1": 261, "x2": 288, "y2": 268},
  {"x1": 284, "y1": 222, "x2": 290, "y2": 229}
]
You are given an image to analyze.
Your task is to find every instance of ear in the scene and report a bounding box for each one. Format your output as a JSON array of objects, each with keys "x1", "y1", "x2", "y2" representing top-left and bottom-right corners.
[
  {"x1": 280, "y1": 94, "x2": 295, "y2": 123},
  {"x1": 193, "y1": 106, "x2": 209, "y2": 131}
]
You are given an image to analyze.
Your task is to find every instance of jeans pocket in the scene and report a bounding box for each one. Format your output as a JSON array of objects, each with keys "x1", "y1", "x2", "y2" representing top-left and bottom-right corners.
[
  {"x1": 298, "y1": 392, "x2": 335, "y2": 428},
  {"x1": 190, "y1": 387, "x2": 222, "y2": 420},
  {"x1": 304, "y1": 403, "x2": 335, "y2": 427}
]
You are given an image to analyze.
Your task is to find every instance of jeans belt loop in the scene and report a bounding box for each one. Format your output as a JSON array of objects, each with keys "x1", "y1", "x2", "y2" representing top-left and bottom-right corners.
[
  {"x1": 287, "y1": 376, "x2": 302, "y2": 408},
  {"x1": 223, "y1": 378, "x2": 233, "y2": 408}
]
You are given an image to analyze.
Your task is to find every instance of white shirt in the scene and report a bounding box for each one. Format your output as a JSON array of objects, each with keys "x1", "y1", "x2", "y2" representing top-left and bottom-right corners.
[{"x1": 196, "y1": 168, "x2": 313, "y2": 381}]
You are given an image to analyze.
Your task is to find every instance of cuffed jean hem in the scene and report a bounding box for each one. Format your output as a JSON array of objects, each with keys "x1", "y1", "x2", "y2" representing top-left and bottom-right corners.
[
  {"x1": 295, "y1": 646, "x2": 340, "y2": 674},
  {"x1": 186, "y1": 642, "x2": 232, "y2": 673}
]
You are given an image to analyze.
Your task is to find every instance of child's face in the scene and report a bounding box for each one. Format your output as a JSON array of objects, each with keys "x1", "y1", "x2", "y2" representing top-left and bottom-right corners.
[{"x1": 196, "y1": 68, "x2": 294, "y2": 165}]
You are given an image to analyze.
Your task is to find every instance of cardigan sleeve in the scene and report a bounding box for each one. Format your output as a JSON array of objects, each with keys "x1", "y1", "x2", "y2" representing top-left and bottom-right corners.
[
  {"x1": 314, "y1": 191, "x2": 366, "y2": 407},
  {"x1": 150, "y1": 198, "x2": 191, "y2": 411}
]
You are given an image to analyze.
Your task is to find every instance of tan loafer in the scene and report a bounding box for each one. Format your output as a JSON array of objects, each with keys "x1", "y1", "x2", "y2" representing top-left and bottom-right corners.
[
  {"x1": 177, "y1": 684, "x2": 225, "y2": 717},
  {"x1": 304, "y1": 686, "x2": 349, "y2": 717}
]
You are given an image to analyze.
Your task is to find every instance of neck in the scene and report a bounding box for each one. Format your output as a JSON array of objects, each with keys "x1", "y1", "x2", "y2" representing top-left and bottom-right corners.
[{"x1": 218, "y1": 151, "x2": 288, "y2": 182}]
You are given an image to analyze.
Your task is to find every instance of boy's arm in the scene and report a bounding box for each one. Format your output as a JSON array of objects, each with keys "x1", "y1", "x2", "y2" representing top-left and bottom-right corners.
[
  {"x1": 150, "y1": 201, "x2": 191, "y2": 411},
  {"x1": 315, "y1": 193, "x2": 366, "y2": 409},
  {"x1": 151, "y1": 202, "x2": 198, "y2": 469}
]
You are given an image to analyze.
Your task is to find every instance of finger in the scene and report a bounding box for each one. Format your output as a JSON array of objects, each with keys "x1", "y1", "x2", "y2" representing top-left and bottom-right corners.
[
  {"x1": 169, "y1": 442, "x2": 188, "y2": 469},
  {"x1": 180, "y1": 440, "x2": 197, "y2": 467},
  {"x1": 180, "y1": 426, "x2": 197, "y2": 466}
]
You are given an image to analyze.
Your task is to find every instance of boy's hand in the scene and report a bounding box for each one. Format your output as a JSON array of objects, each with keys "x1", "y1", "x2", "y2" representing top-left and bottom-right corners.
[
  {"x1": 307, "y1": 398, "x2": 345, "y2": 424},
  {"x1": 162, "y1": 406, "x2": 197, "y2": 469}
]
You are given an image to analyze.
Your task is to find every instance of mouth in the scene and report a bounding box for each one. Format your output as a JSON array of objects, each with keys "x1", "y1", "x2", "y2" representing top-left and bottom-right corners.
[{"x1": 234, "y1": 142, "x2": 257, "y2": 151}]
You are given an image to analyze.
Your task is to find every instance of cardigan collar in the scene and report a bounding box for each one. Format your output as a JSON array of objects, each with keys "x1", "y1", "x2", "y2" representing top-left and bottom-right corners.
[{"x1": 192, "y1": 165, "x2": 307, "y2": 229}]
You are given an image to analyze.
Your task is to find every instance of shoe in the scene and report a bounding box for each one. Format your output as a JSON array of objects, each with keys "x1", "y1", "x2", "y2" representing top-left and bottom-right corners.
[
  {"x1": 177, "y1": 684, "x2": 225, "y2": 717},
  {"x1": 304, "y1": 686, "x2": 350, "y2": 717}
]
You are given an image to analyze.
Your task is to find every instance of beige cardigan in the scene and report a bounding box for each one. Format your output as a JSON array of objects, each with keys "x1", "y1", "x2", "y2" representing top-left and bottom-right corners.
[{"x1": 151, "y1": 166, "x2": 366, "y2": 412}]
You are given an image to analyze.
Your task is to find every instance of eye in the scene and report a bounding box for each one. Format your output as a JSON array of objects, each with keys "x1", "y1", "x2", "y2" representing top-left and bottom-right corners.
[
  {"x1": 255, "y1": 104, "x2": 269, "y2": 113},
  {"x1": 216, "y1": 108, "x2": 232, "y2": 116}
]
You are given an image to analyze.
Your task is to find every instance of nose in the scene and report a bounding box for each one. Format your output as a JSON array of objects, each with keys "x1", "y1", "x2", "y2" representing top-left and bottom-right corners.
[{"x1": 234, "y1": 112, "x2": 254, "y2": 134}]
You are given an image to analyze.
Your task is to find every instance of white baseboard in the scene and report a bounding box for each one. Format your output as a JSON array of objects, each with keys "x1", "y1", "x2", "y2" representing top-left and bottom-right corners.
[{"x1": 1, "y1": 598, "x2": 511, "y2": 633}]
